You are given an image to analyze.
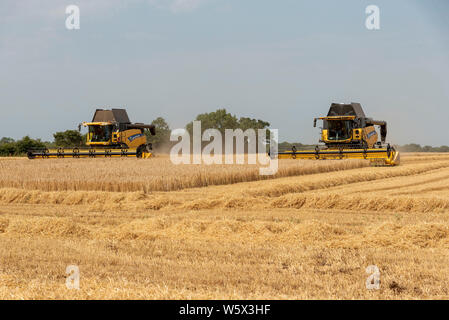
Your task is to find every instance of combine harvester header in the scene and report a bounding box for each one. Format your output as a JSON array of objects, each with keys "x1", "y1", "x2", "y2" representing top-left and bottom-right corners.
[
  {"x1": 27, "y1": 108, "x2": 156, "y2": 159},
  {"x1": 277, "y1": 102, "x2": 400, "y2": 166}
]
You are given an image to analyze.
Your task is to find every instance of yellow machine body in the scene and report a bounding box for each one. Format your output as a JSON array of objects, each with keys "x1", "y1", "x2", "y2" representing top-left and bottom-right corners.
[
  {"x1": 320, "y1": 117, "x2": 378, "y2": 148},
  {"x1": 28, "y1": 147, "x2": 153, "y2": 159},
  {"x1": 277, "y1": 103, "x2": 400, "y2": 166},
  {"x1": 84, "y1": 122, "x2": 148, "y2": 149},
  {"x1": 278, "y1": 146, "x2": 400, "y2": 166},
  {"x1": 27, "y1": 109, "x2": 155, "y2": 159}
]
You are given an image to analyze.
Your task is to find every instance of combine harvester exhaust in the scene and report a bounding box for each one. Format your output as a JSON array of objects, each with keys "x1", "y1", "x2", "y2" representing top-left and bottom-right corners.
[
  {"x1": 276, "y1": 102, "x2": 400, "y2": 166},
  {"x1": 28, "y1": 108, "x2": 155, "y2": 159}
]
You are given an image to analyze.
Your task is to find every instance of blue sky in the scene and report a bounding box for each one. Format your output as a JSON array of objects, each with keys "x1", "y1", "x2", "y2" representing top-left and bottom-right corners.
[{"x1": 1, "y1": 0, "x2": 448, "y2": 145}]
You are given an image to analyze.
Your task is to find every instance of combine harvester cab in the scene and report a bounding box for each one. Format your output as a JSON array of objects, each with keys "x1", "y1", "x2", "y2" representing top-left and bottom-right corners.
[
  {"x1": 277, "y1": 102, "x2": 400, "y2": 166},
  {"x1": 27, "y1": 108, "x2": 156, "y2": 159}
]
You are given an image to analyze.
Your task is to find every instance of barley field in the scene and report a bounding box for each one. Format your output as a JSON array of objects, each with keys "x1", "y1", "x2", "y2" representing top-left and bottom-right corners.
[{"x1": 1, "y1": 153, "x2": 449, "y2": 299}]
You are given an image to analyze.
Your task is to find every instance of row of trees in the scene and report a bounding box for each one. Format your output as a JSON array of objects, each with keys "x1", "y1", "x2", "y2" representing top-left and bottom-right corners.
[
  {"x1": 0, "y1": 130, "x2": 88, "y2": 156},
  {"x1": 0, "y1": 136, "x2": 47, "y2": 156},
  {"x1": 278, "y1": 142, "x2": 316, "y2": 151},
  {"x1": 2, "y1": 109, "x2": 448, "y2": 155},
  {"x1": 395, "y1": 144, "x2": 449, "y2": 153},
  {"x1": 185, "y1": 109, "x2": 270, "y2": 135}
]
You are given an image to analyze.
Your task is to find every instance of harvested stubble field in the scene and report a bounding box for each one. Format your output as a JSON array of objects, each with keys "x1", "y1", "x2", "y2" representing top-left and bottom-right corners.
[{"x1": 1, "y1": 153, "x2": 449, "y2": 299}]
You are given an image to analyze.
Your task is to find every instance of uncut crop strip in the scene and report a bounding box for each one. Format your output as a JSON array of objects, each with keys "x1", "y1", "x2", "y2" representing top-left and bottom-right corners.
[
  {"x1": 0, "y1": 157, "x2": 368, "y2": 192},
  {"x1": 2, "y1": 159, "x2": 449, "y2": 214}
]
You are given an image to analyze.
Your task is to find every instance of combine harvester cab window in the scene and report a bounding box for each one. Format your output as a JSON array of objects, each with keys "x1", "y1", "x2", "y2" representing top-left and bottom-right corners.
[
  {"x1": 89, "y1": 125, "x2": 113, "y2": 142},
  {"x1": 327, "y1": 120, "x2": 352, "y2": 141}
]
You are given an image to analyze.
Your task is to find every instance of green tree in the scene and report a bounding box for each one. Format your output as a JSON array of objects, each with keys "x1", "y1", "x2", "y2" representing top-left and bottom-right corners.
[
  {"x1": 53, "y1": 130, "x2": 84, "y2": 147},
  {"x1": 0, "y1": 137, "x2": 15, "y2": 145},
  {"x1": 238, "y1": 117, "x2": 270, "y2": 131},
  {"x1": 184, "y1": 109, "x2": 271, "y2": 153},
  {"x1": 0, "y1": 142, "x2": 16, "y2": 156},
  {"x1": 186, "y1": 109, "x2": 239, "y2": 136},
  {"x1": 15, "y1": 136, "x2": 46, "y2": 154},
  {"x1": 186, "y1": 109, "x2": 270, "y2": 135},
  {"x1": 145, "y1": 117, "x2": 171, "y2": 148}
]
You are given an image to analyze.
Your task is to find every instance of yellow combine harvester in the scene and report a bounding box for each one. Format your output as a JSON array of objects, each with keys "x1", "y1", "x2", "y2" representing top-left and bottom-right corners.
[
  {"x1": 27, "y1": 108, "x2": 156, "y2": 159},
  {"x1": 277, "y1": 102, "x2": 400, "y2": 166}
]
